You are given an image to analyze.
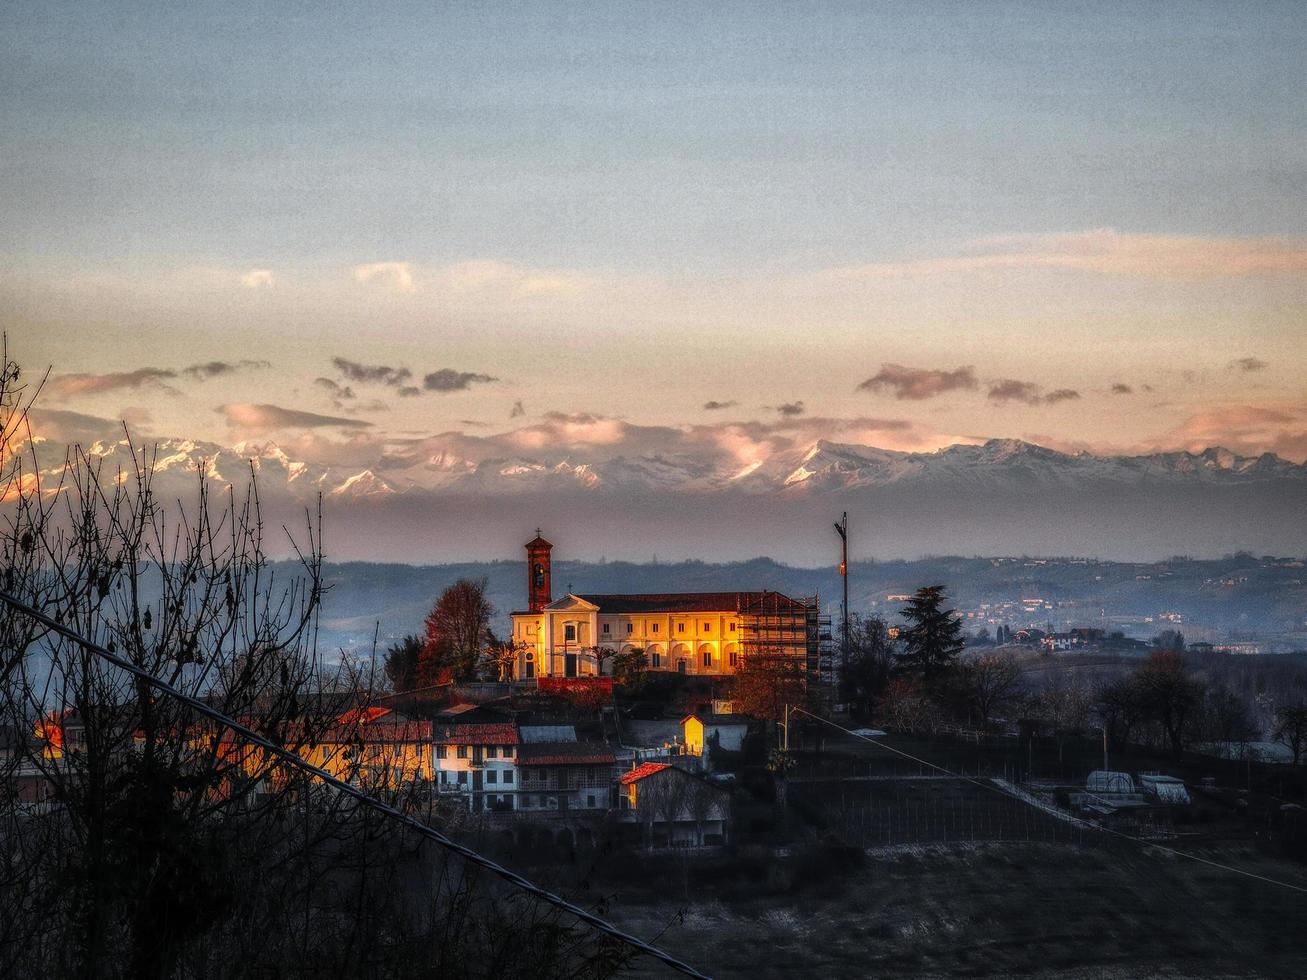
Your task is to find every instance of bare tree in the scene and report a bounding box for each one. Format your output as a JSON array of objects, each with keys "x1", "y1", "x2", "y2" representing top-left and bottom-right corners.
[
  {"x1": 423, "y1": 577, "x2": 493, "y2": 682},
  {"x1": 733, "y1": 651, "x2": 805, "y2": 722},
  {"x1": 1095, "y1": 675, "x2": 1144, "y2": 750},
  {"x1": 960, "y1": 653, "x2": 1022, "y2": 731},
  {"x1": 685, "y1": 776, "x2": 723, "y2": 846},
  {"x1": 1133, "y1": 651, "x2": 1204, "y2": 757},
  {"x1": 0, "y1": 350, "x2": 629, "y2": 980},
  {"x1": 1275, "y1": 702, "x2": 1307, "y2": 766}
]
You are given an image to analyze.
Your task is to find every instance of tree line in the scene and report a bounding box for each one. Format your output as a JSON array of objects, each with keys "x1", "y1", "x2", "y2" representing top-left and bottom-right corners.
[{"x1": 838, "y1": 586, "x2": 1307, "y2": 763}]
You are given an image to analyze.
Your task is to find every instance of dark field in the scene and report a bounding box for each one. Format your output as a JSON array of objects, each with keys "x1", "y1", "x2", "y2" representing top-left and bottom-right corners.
[
  {"x1": 601, "y1": 728, "x2": 1307, "y2": 978},
  {"x1": 793, "y1": 776, "x2": 1095, "y2": 848},
  {"x1": 610, "y1": 840, "x2": 1307, "y2": 979}
]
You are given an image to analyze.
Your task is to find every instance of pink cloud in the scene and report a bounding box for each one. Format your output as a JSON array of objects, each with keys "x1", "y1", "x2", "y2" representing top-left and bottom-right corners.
[{"x1": 825, "y1": 230, "x2": 1307, "y2": 281}]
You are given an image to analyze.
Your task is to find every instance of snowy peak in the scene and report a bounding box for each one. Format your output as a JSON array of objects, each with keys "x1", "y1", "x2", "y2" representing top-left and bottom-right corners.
[{"x1": 328, "y1": 470, "x2": 397, "y2": 498}]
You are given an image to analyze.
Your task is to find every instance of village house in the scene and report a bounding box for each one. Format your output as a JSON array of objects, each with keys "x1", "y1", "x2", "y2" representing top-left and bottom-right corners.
[
  {"x1": 516, "y1": 741, "x2": 616, "y2": 813},
  {"x1": 510, "y1": 532, "x2": 820, "y2": 680},
  {"x1": 617, "y1": 762, "x2": 732, "y2": 847},
  {"x1": 432, "y1": 722, "x2": 519, "y2": 812},
  {"x1": 681, "y1": 712, "x2": 752, "y2": 770}
]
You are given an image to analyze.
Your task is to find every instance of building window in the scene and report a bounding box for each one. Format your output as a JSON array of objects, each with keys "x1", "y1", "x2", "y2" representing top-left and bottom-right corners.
[
  {"x1": 677, "y1": 622, "x2": 685, "y2": 633},
  {"x1": 677, "y1": 659, "x2": 687, "y2": 674},
  {"x1": 565, "y1": 624, "x2": 576, "y2": 642},
  {"x1": 729, "y1": 622, "x2": 736, "y2": 632},
  {"x1": 486, "y1": 746, "x2": 497, "y2": 759},
  {"x1": 487, "y1": 770, "x2": 498, "y2": 784},
  {"x1": 651, "y1": 623, "x2": 659, "y2": 633},
  {"x1": 703, "y1": 622, "x2": 711, "y2": 631},
  {"x1": 504, "y1": 770, "x2": 514, "y2": 784},
  {"x1": 436, "y1": 745, "x2": 447, "y2": 759},
  {"x1": 587, "y1": 794, "x2": 596, "y2": 808},
  {"x1": 651, "y1": 650, "x2": 661, "y2": 668},
  {"x1": 702, "y1": 649, "x2": 712, "y2": 667},
  {"x1": 729, "y1": 649, "x2": 738, "y2": 667},
  {"x1": 457, "y1": 771, "x2": 467, "y2": 785},
  {"x1": 626, "y1": 622, "x2": 634, "y2": 634},
  {"x1": 457, "y1": 745, "x2": 468, "y2": 759}
]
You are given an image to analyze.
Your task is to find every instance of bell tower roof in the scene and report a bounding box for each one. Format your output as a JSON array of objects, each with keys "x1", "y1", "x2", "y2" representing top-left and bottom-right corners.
[{"x1": 526, "y1": 528, "x2": 553, "y2": 549}]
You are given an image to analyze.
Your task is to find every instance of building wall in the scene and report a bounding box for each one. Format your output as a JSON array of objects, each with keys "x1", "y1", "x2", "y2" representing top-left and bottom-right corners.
[
  {"x1": 433, "y1": 742, "x2": 518, "y2": 811},
  {"x1": 512, "y1": 605, "x2": 806, "y2": 679},
  {"x1": 683, "y1": 719, "x2": 749, "y2": 755}
]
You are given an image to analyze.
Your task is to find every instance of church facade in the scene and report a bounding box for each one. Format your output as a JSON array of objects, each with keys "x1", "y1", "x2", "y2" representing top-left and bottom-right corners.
[{"x1": 510, "y1": 533, "x2": 820, "y2": 679}]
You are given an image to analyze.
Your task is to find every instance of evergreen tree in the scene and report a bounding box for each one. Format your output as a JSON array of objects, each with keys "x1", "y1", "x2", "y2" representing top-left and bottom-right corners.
[
  {"x1": 382, "y1": 634, "x2": 423, "y2": 691},
  {"x1": 894, "y1": 585, "x2": 965, "y2": 682}
]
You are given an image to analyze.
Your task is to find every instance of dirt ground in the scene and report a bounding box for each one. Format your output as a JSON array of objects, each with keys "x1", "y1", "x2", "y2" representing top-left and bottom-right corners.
[{"x1": 607, "y1": 840, "x2": 1307, "y2": 979}]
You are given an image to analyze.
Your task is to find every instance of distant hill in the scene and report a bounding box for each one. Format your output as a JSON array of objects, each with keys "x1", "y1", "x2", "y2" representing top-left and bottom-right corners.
[{"x1": 305, "y1": 554, "x2": 1307, "y2": 656}]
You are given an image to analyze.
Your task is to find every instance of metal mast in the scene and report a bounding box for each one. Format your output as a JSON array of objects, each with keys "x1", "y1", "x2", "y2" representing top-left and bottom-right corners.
[{"x1": 834, "y1": 511, "x2": 849, "y2": 674}]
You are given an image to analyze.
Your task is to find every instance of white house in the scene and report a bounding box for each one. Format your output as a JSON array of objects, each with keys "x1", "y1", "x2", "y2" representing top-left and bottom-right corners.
[{"x1": 432, "y1": 722, "x2": 519, "y2": 812}]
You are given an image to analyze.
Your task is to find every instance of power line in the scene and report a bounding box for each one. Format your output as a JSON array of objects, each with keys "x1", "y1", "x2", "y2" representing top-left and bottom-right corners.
[
  {"x1": 0, "y1": 590, "x2": 713, "y2": 980},
  {"x1": 788, "y1": 705, "x2": 1307, "y2": 897}
]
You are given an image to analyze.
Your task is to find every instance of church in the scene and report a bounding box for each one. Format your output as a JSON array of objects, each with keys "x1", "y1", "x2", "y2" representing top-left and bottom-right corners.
[{"x1": 510, "y1": 532, "x2": 822, "y2": 680}]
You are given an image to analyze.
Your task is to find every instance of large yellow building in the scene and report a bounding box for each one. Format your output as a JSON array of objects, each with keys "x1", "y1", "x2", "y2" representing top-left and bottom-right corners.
[{"x1": 510, "y1": 533, "x2": 821, "y2": 679}]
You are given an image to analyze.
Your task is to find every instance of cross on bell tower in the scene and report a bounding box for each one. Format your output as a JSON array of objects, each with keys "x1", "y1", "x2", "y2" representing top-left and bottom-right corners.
[{"x1": 525, "y1": 530, "x2": 553, "y2": 613}]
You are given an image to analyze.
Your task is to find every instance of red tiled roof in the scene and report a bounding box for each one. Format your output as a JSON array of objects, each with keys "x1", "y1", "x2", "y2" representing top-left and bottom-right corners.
[
  {"x1": 518, "y1": 741, "x2": 615, "y2": 766},
  {"x1": 619, "y1": 762, "x2": 671, "y2": 784},
  {"x1": 432, "y1": 723, "x2": 519, "y2": 746},
  {"x1": 337, "y1": 706, "x2": 393, "y2": 726},
  {"x1": 574, "y1": 591, "x2": 807, "y2": 614}
]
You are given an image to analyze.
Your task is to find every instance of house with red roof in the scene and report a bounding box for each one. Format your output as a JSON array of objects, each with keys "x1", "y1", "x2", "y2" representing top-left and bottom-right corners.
[
  {"x1": 617, "y1": 761, "x2": 731, "y2": 847},
  {"x1": 432, "y1": 722, "x2": 520, "y2": 812},
  {"x1": 516, "y1": 741, "x2": 616, "y2": 814}
]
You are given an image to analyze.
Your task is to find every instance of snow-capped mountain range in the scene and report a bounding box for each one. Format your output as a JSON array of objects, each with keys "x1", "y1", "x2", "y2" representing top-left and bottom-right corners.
[
  {"x1": 50, "y1": 436, "x2": 1306, "y2": 500},
  {"x1": 27, "y1": 435, "x2": 1305, "y2": 563}
]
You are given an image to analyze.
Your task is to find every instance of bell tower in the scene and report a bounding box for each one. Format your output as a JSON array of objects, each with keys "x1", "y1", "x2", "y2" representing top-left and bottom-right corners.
[{"x1": 525, "y1": 530, "x2": 553, "y2": 613}]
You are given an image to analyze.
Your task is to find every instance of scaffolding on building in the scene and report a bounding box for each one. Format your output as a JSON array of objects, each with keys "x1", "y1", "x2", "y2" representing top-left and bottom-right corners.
[{"x1": 736, "y1": 591, "x2": 834, "y2": 693}]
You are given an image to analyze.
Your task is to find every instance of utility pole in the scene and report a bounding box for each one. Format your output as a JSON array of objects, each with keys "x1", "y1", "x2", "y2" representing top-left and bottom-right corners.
[{"x1": 834, "y1": 512, "x2": 850, "y2": 676}]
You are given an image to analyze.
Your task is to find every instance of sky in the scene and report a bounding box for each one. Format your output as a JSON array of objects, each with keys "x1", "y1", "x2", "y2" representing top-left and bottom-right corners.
[{"x1": 4, "y1": 1, "x2": 1307, "y2": 470}]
